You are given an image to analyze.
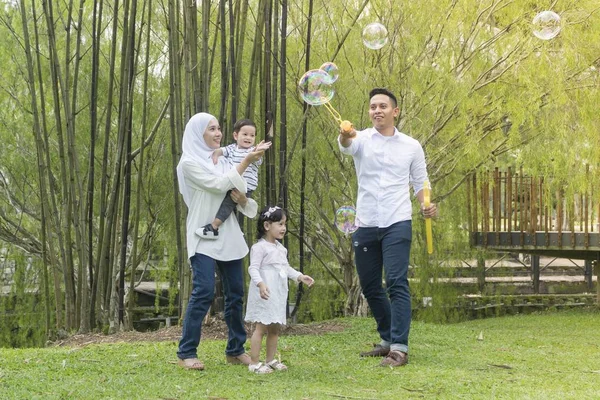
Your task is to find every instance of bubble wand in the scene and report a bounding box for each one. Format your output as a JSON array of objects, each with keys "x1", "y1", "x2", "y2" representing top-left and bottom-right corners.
[
  {"x1": 322, "y1": 101, "x2": 353, "y2": 133},
  {"x1": 423, "y1": 180, "x2": 433, "y2": 254},
  {"x1": 298, "y1": 66, "x2": 353, "y2": 133}
]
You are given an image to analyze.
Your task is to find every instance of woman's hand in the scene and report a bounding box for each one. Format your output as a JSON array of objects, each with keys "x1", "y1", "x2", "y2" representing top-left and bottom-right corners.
[
  {"x1": 258, "y1": 282, "x2": 270, "y2": 300},
  {"x1": 230, "y1": 189, "x2": 248, "y2": 207}
]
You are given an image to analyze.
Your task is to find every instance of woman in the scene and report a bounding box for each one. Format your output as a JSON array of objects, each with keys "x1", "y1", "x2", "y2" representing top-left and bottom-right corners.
[{"x1": 176, "y1": 112, "x2": 268, "y2": 370}]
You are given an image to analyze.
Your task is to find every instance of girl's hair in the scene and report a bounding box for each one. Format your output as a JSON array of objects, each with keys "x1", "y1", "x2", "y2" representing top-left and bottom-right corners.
[
  {"x1": 233, "y1": 118, "x2": 256, "y2": 133},
  {"x1": 256, "y1": 205, "x2": 286, "y2": 239}
]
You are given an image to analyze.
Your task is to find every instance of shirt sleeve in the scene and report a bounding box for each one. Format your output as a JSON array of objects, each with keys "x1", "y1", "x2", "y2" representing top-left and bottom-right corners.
[
  {"x1": 338, "y1": 130, "x2": 364, "y2": 156},
  {"x1": 236, "y1": 197, "x2": 258, "y2": 218},
  {"x1": 182, "y1": 160, "x2": 247, "y2": 194},
  {"x1": 248, "y1": 243, "x2": 265, "y2": 286},
  {"x1": 222, "y1": 143, "x2": 236, "y2": 158},
  {"x1": 281, "y1": 246, "x2": 302, "y2": 281},
  {"x1": 409, "y1": 142, "x2": 428, "y2": 196}
]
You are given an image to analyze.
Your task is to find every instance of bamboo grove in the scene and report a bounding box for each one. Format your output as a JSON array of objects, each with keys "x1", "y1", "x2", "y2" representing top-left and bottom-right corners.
[{"x1": 0, "y1": 0, "x2": 599, "y2": 341}]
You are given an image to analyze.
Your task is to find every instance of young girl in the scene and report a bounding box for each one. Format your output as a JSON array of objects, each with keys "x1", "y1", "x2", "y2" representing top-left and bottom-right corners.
[{"x1": 245, "y1": 206, "x2": 315, "y2": 374}]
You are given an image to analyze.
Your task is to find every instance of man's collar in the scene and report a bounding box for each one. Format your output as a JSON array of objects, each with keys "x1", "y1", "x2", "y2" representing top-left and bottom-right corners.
[{"x1": 369, "y1": 127, "x2": 401, "y2": 139}]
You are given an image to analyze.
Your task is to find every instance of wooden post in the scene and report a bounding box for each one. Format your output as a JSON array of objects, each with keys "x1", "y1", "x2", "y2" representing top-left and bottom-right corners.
[
  {"x1": 596, "y1": 258, "x2": 600, "y2": 308},
  {"x1": 467, "y1": 173, "x2": 472, "y2": 241},
  {"x1": 532, "y1": 255, "x2": 540, "y2": 294},
  {"x1": 477, "y1": 253, "x2": 486, "y2": 292},
  {"x1": 472, "y1": 173, "x2": 478, "y2": 235},
  {"x1": 584, "y1": 260, "x2": 593, "y2": 292},
  {"x1": 507, "y1": 167, "x2": 513, "y2": 237},
  {"x1": 483, "y1": 171, "x2": 489, "y2": 246},
  {"x1": 494, "y1": 168, "x2": 500, "y2": 245},
  {"x1": 519, "y1": 169, "x2": 524, "y2": 246},
  {"x1": 557, "y1": 189, "x2": 563, "y2": 247},
  {"x1": 531, "y1": 177, "x2": 537, "y2": 246},
  {"x1": 584, "y1": 164, "x2": 589, "y2": 246}
]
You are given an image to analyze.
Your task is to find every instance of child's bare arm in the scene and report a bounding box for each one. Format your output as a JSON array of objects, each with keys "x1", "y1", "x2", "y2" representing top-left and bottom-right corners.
[
  {"x1": 254, "y1": 141, "x2": 272, "y2": 152},
  {"x1": 258, "y1": 282, "x2": 270, "y2": 299},
  {"x1": 297, "y1": 274, "x2": 314, "y2": 287},
  {"x1": 211, "y1": 148, "x2": 224, "y2": 165}
]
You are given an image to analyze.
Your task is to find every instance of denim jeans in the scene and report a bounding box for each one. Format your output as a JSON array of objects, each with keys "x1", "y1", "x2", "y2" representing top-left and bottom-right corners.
[
  {"x1": 177, "y1": 253, "x2": 246, "y2": 359},
  {"x1": 352, "y1": 220, "x2": 412, "y2": 353}
]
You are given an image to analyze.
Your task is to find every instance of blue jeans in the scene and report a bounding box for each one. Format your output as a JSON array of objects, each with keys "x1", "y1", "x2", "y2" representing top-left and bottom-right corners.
[
  {"x1": 352, "y1": 220, "x2": 412, "y2": 353},
  {"x1": 177, "y1": 253, "x2": 246, "y2": 359}
]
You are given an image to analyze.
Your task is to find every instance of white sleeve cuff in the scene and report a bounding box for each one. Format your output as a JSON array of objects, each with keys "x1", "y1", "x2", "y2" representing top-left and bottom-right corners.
[{"x1": 237, "y1": 198, "x2": 258, "y2": 218}]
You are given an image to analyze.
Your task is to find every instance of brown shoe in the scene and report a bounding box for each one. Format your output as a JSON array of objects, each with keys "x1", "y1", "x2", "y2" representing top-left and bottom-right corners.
[
  {"x1": 360, "y1": 344, "x2": 390, "y2": 357},
  {"x1": 380, "y1": 350, "x2": 408, "y2": 367},
  {"x1": 226, "y1": 353, "x2": 252, "y2": 365},
  {"x1": 177, "y1": 358, "x2": 205, "y2": 371}
]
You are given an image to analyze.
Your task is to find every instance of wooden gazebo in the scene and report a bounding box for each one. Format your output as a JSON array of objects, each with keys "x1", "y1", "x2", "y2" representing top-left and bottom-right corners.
[{"x1": 467, "y1": 167, "x2": 599, "y2": 299}]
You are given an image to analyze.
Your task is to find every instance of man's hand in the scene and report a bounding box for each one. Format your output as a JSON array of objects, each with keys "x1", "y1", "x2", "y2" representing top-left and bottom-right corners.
[
  {"x1": 258, "y1": 282, "x2": 270, "y2": 300},
  {"x1": 421, "y1": 203, "x2": 437, "y2": 219},
  {"x1": 230, "y1": 189, "x2": 248, "y2": 207},
  {"x1": 298, "y1": 274, "x2": 315, "y2": 287},
  {"x1": 339, "y1": 127, "x2": 356, "y2": 148}
]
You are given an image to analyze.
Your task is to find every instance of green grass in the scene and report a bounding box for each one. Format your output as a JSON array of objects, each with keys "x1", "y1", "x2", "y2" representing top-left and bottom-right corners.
[{"x1": 1, "y1": 309, "x2": 599, "y2": 399}]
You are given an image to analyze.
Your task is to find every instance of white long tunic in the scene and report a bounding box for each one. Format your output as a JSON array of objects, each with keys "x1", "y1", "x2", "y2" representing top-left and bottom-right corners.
[
  {"x1": 245, "y1": 239, "x2": 302, "y2": 325},
  {"x1": 180, "y1": 159, "x2": 257, "y2": 261}
]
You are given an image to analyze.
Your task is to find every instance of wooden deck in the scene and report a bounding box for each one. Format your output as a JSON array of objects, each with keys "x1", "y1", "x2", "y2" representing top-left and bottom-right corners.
[
  {"x1": 467, "y1": 169, "x2": 599, "y2": 300},
  {"x1": 471, "y1": 231, "x2": 600, "y2": 260}
]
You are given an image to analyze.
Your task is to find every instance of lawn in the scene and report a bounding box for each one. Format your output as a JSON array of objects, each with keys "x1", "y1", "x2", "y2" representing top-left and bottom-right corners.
[{"x1": 1, "y1": 309, "x2": 599, "y2": 399}]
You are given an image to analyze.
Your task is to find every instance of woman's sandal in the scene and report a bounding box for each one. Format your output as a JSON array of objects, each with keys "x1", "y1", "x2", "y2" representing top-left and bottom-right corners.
[
  {"x1": 177, "y1": 358, "x2": 205, "y2": 371},
  {"x1": 266, "y1": 359, "x2": 288, "y2": 371},
  {"x1": 248, "y1": 362, "x2": 274, "y2": 374}
]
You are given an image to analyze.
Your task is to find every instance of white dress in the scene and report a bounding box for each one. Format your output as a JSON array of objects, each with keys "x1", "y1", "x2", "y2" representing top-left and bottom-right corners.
[{"x1": 245, "y1": 239, "x2": 302, "y2": 325}]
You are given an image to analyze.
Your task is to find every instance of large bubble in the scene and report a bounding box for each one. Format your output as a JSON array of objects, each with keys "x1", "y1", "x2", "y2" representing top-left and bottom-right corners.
[
  {"x1": 532, "y1": 11, "x2": 561, "y2": 40},
  {"x1": 298, "y1": 69, "x2": 335, "y2": 105},
  {"x1": 334, "y1": 206, "x2": 358, "y2": 235},
  {"x1": 319, "y1": 62, "x2": 339, "y2": 84},
  {"x1": 362, "y1": 22, "x2": 388, "y2": 50}
]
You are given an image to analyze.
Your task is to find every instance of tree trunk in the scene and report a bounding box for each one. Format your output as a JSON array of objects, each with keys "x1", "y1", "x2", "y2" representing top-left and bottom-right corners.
[
  {"x1": 42, "y1": 0, "x2": 78, "y2": 330},
  {"x1": 168, "y1": 0, "x2": 187, "y2": 319},
  {"x1": 292, "y1": 0, "x2": 314, "y2": 318}
]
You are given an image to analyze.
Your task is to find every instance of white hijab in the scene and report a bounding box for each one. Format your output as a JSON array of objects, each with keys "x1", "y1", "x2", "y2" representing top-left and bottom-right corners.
[{"x1": 176, "y1": 112, "x2": 228, "y2": 207}]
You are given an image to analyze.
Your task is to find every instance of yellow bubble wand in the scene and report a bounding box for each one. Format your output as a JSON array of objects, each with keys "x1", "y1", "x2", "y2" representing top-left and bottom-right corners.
[
  {"x1": 423, "y1": 180, "x2": 433, "y2": 254},
  {"x1": 322, "y1": 100, "x2": 353, "y2": 133}
]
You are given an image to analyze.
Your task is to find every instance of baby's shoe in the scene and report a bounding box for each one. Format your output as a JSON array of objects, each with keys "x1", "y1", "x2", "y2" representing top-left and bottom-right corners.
[
  {"x1": 266, "y1": 359, "x2": 288, "y2": 371},
  {"x1": 196, "y1": 224, "x2": 218, "y2": 240},
  {"x1": 248, "y1": 362, "x2": 273, "y2": 374}
]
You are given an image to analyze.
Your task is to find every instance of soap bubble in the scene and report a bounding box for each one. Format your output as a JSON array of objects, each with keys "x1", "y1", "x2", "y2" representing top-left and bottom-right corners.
[
  {"x1": 532, "y1": 11, "x2": 561, "y2": 40},
  {"x1": 319, "y1": 62, "x2": 339, "y2": 84},
  {"x1": 335, "y1": 206, "x2": 358, "y2": 235},
  {"x1": 298, "y1": 69, "x2": 335, "y2": 105},
  {"x1": 362, "y1": 22, "x2": 388, "y2": 50}
]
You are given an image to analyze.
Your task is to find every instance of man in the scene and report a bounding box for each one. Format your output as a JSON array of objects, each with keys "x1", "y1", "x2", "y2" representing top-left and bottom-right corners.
[{"x1": 338, "y1": 88, "x2": 437, "y2": 367}]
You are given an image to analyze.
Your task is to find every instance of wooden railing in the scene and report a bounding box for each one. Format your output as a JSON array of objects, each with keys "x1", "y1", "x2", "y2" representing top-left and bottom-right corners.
[{"x1": 467, "y1": 167, "x2": 600, "y2": 250}]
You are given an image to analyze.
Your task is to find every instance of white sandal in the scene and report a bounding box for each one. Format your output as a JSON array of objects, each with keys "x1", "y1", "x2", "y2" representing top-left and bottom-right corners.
[
  {"x1": 266, "y1": 359, "x2": 288, "y2": 371},
  {"x1": 248, "y1": 362, "x2": 273, "y2": 374}
]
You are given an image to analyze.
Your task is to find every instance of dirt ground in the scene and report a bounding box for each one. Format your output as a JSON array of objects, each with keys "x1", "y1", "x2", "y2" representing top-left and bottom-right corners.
[{"x1": 51, "y1": 317, "x2": 348, "y2": 347}]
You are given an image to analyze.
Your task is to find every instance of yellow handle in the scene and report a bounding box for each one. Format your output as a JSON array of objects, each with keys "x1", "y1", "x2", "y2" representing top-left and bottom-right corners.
[
  {"x1": 423, "y1": 180, "x2": 433, "y2": 254},
  {"x1": 340, "y1": 120, "x2": 353, "y2": 133}
]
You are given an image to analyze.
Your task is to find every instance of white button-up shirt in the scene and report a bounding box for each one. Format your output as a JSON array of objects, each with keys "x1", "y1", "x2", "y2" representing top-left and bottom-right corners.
[{"x1": 338, "y1": 127, "x2": 428, "y2": 228}]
